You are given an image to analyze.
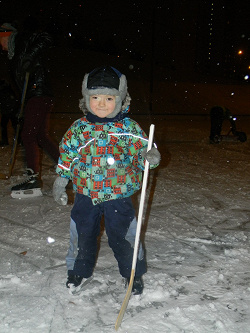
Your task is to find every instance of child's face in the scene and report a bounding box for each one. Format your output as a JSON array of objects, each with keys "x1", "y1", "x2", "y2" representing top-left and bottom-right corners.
[{"x1": 89, "y1": 94, "x2": 116, "y2": 118}]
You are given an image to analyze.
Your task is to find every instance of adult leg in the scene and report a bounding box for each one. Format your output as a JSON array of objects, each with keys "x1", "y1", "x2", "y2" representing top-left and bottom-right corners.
[
  {"x1": 210, "y1": 106, "x2": 224, "y2": 142},
  {"x1": 0, "y1": 114, "x2": 10, "y2": 145},
  {"x1": 21, "y1": 97, "x2": 43, "y2": 173},
  {"x1": 10, "y1": 111, "x2": 18, "y2": 136}
]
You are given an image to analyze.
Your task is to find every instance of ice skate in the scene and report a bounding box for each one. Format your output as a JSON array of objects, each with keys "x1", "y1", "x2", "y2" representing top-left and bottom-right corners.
[
  {"x1": 126, "y1": 276, "x2": 144, "y2": 295},
  {"x1": 11, "y1": 168, "x2": 43, "y2": 199},
  {"x1": 66, "y1": 275, "x2": 93, "y2": 295}
]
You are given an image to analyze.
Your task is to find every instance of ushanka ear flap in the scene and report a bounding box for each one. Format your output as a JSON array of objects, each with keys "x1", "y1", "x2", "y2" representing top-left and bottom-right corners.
[
  {"x1": 79, "y1": 95, "x2": 88, "y2": 115},
  {"x1": 79, "y1": 73, "x2": 89, "y2": 115},
  {"x1": 121, "y1": 93, "x2": 131, "y2": 112},
  {"x1": 80, "y1": 67, "x2": 129, "y2": 118}
]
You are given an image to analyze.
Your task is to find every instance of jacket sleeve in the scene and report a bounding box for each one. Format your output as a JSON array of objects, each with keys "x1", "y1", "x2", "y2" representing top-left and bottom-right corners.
[
  {"x1": 20, "y1": 32, "x2": 53, "y2": 74},
  {"x1": 56, "y1": 123, "x2": 79, "y2": 179},
  {"x1": 127, "y1": 120, "x2": 159, "y2": 171}
]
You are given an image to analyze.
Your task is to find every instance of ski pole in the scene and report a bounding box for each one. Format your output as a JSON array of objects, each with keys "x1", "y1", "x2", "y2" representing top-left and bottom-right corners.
[{"x1": 115, "y1": 124, "x2": 155, "y2": 331}]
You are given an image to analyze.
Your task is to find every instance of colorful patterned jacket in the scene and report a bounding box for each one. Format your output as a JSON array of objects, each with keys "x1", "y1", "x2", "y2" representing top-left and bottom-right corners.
[{"x1": 56, "y1": 115, "x2": 158, "y2": 205}]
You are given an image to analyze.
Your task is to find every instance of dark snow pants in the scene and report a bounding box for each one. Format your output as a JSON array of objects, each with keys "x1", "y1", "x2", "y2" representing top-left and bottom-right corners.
[
  {"x1": 68, "y1": 193, "x2": 147, "y2": 278},
  {"x1": 21, "y1": 96, "x2": 60, "y2": 173}
]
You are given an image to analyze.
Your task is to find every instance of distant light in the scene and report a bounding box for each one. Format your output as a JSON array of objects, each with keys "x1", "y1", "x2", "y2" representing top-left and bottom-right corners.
[
  {"x1": 231, "y1": 92, "x2": 235, "y2": 96},
  {"x1": 244, "y1": 75, "x2": 249, "y2": 80},
  {"x1": 238, "y1": 50, "x2": 243, "y2": 55},
  {"x1": 68, "y1": 33, "x2": 72, "y2": 37}
]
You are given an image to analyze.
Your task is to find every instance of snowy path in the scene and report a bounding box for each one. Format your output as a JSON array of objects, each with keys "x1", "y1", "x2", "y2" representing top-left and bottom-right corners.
[{"x1": 0, "y1": 116, "x2": 250, "y2": 332}]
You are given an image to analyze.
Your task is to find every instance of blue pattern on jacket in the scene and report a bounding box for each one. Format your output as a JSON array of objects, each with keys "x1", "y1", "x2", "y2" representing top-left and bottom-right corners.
[{"x1": 56, "y1": 116, "x2": 157, "y2": 205}]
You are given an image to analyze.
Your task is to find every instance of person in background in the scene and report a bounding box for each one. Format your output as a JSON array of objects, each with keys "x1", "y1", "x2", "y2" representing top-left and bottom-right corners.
[
  {"x1": 0, "y1": 18, "x2": 59, "y2": 198},
  {"x1": 53, "y1": 66, "x2": 161, "y2": 294},
  {"x1": 0, "y1": 79, "x2": 19, "y2": 146},
  {"x1": 209, "y1": 106, "x2": 247, "y2": 143}
]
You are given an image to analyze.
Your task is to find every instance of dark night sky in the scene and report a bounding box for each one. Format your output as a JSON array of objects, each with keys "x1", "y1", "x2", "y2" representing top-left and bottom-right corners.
[{"x1": 1, "y1": 0, "x2": 249, "y2": 80}]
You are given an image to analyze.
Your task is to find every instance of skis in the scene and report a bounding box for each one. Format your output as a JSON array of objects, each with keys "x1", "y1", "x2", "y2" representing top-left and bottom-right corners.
[{"x1": 115, "y1": 124, "x2": 155, "y2": 331}]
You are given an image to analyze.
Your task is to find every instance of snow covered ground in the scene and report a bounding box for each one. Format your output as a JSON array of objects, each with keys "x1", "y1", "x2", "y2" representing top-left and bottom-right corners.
[{"x1": 0, "y1": 114, "x2": 250, "y2": 333}]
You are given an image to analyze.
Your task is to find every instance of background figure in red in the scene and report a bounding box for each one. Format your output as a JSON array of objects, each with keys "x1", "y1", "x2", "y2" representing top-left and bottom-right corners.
[{"x1": 0, "y1": 18, "x2": 59, "y2": 198}]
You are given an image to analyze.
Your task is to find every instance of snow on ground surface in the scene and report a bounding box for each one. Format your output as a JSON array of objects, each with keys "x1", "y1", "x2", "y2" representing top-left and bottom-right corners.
[{"x1": 0, "y1": 114, "x2": 250, "y2": 333}]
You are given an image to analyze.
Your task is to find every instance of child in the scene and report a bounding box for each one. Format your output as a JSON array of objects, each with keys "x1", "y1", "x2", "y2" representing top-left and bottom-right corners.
[{"x1": 53, "y1": 66, "x2": 160, "y2": 294}]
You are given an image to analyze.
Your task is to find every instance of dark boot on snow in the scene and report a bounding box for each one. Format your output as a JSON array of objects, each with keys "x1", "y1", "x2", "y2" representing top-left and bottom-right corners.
[
  {"x1": 126, "y1": 276, "x2": 144, "y2": 295},
  {"x1": 66, "y1": 275, "x2": 84, "y2": 288},
  {"x1": 66, "y1": 275, "x2": 93, "y2": 295}
]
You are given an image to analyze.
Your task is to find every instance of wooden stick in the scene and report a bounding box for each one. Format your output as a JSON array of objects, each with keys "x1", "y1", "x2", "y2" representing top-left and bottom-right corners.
[{"x1": 115, "y1": 124, "x2": 155, "y2": 331}]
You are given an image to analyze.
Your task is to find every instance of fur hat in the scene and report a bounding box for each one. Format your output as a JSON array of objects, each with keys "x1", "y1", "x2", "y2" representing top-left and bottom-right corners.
[
  {"x1": 79, "y1": 66, "x2": 129, "y2": 118},
  {"x1": 0, "y1": 23, "x2": 16, "y2": 37}
]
